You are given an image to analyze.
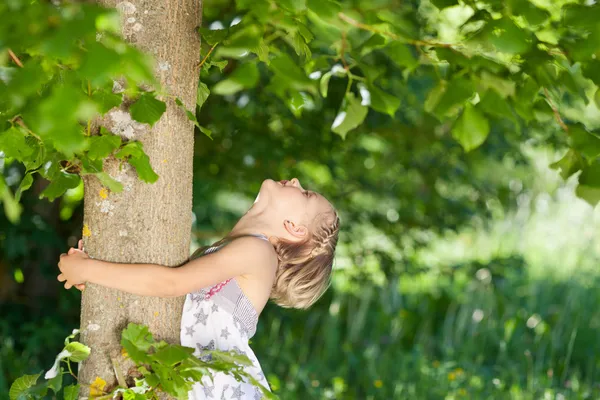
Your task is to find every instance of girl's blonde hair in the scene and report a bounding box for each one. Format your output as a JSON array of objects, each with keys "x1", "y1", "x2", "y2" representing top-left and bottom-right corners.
[{"x1": 269, "y1": 210, "x2": 340, "y2": 309}]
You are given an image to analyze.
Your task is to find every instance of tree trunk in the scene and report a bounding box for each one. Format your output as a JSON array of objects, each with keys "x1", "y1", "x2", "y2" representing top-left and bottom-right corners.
[{"x1": 78, "y1": 0, "x2": 202, "y2": 397}]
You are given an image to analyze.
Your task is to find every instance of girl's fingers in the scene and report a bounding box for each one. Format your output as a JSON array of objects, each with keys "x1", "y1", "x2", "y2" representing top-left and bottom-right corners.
[
  {"x1": 57, "y1": 273, "x2": 65, "y2": 282},
  {"x1": 78, "y1": 239, "x2": 83, "y2": 250},
  {"x1": 75, "y1": 283, "x2": 85, "y2": 291},
  {"x1": 64, "y1": 282, "x2": 72, "y2": 290}
]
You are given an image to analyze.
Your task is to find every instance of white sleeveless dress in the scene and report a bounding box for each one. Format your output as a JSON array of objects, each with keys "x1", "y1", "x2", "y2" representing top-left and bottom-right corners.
[{"x1": 180, "y1": 233, "x2": 272, "y2": 400}]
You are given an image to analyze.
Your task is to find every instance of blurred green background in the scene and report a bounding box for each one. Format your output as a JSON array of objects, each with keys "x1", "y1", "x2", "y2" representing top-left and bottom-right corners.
[{"x1": 2, "y1": 0, "x2": 600, "y2": 399}]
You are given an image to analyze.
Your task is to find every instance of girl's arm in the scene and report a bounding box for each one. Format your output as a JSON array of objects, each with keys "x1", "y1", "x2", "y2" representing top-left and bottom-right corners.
[{"x1": 79, "y1": 236, "x2": 277, "y2": 297}]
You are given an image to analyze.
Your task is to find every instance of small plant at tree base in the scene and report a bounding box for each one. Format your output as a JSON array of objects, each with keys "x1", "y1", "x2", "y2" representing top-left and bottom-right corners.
[{"x1": 9, "y1": 323, "x2": 276, "y2": 400}]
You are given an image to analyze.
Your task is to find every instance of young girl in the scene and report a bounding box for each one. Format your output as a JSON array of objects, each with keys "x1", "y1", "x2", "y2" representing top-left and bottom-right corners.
[{"x1": 57, "y1": 178, "x2": 340, "y2": 399}]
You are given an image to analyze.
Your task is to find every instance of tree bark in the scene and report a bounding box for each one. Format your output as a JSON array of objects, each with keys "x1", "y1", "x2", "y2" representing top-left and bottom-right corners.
[{"x1": 78, "y1": 0, "x2": 202, "y2": 397}]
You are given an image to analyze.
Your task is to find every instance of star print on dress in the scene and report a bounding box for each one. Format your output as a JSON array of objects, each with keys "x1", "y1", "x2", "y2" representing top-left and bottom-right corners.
[
  {"x1": 231, "y1": 384, "x2": 245, "y2": 400},
  {"x1": 185, "y1": 325, "x2": 196, "y2": 337},
  {"x1": 202, "y1": 382, "x2": 215, "y2": 398},
  {"x1": 220, "y1": 327, "x2": 230, "y2": 340},
  {"x1": 211, "y1": 303, "x2": 219, "y2": 313},
  {"x1": 232, "y1": 346, "x2": 247, "y2": 356},
  {"x1": 194, "y1": 308, "x2": 209, "y2": 325},
  {"x1": 196, "y1": 339, "x2": 216, "y2": 362},
  {"x1": 253, "y1": 387, "x2": 263, "y2": 400},
  {"x1": 220, "y1": 384, "x2": 230, "y2": 400}
]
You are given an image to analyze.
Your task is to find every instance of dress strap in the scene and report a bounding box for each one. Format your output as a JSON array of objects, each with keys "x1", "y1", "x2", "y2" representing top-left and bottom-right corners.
[{"x1": 190, "y1": 233, "x2": 270, "y2": 260}]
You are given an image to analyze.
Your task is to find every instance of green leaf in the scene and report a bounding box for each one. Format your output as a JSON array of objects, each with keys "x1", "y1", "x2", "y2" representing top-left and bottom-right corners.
[
  {"x1": 478, "y1": 89, "x2": 514, "y2": 120},
  {"x1": 47, "y1": 368, "x2": 63, "y2": 393},
  {"x1": 87, "y1": 133, "x2": 121, "y2": 160},
  {"x1": 212, "y1": 80, "x2": 244, "y2": 96},
  {"x1": 29, "y1": 85, "x2": 95, "y2": 158},
  {"x1": 65, "y1": 342, "x2": 91, "y2": 362},
  {"x1": 576, "y1": 160, "x2": 600, "y2": 206},
  {"x1": 358, "y1": 34, "x2": 387, "y2": 57},
  {"x1": 424, "y1": 82, "x2": 447, "y2": 114},
  {"x1": 563, "y1": 4, "x2": 600, "y2": 30},
  {"x1": 279, "y1": 0, "x2": 306, "y2": 11},
  {"x1": 331, "y1": 93, "x2": 368, "y2": 139},
  {"x1": 430, "y1": 0, "x2": 459, "y2": 9},
  {"x1": 213, "y1": 63, "x2": 259, "y2": 95},
  {"x1": 0, "y1": 127, "x2": 34, "y2": 162},
  {"x1": 217, "y1": 25, "x2": 262, "y2": 58},
  {"x1": 9, "y1": 372, "x2": 41, "y2": 400},
  {"x1": 432, "y1": 78, "x2": 475, "y2": 119},
  {"x1": 550, "y1": 149, "x2": 580, "y2": 180},
  {"x1": 320, "y1": 71, "x2": 332, "y2": 98},
  {"x1": 79, "y1": 42, "x2": 121, "y2": 85},
  {"x1": 367, "y1": 84, "x2": 400, "y2": 117},
  {"x1": 152, "y1": 345, "x2": 194, "y2": 366},
  {"x1": 198, "y1": 28, "x2": 230, "y2": 45},
  {"x1": 307, "y1": 0, "x2": 341, "y2": 21},
  {"x1": 121, "y1": 323, "x2": 155, "y2": 352},
  {"x1": 1, "y1": 176, "x2": 22, "y2": 224},
  {"x1": 594, "y1": 88, "x2": 600, "y2": 109},
  {"x1": 63, "y1": 384, "x2": 79, "y2": 400},
  {"x1": 582, "y1": 60, "x2": 600, "y2": 86},
  {"x1": 115, "y1": 142, "x2": 159, "y2": 183},
  {"x1": 197, "y1": 82, "x2": 210, "y2": 109},
  {"x1": 511, "y1": 0, "x2": 549, "y2": 26},
  {"x1": 130, "y1": 93, "x2": 167, "y2": 126},
  {"x1": 92, "y1": 90, "x2": 122, "y2": 114},
  {"x1": 203, "y1": 59, "x2": 229, "y2": 73},
  {"x1": 290, "y1": 31, "x2": 312, "y2": 59},
  {"x1": 199, "y1": 125, "x2": 213, "y2": 139},
  {"x1": 568, "y1": 124, "x2": 600, "y2": 159},
  {"x1": 39, "y1": 171, "x2": 81, "y2": 201},
  {"x1": 15, "y1": 172, "x2": 34, "y2": 202},
  {"x1": 269, "y1": 53, "x2": 313, "y2": 91},
  {"x1": 484, "y1": 18, "x2": 532, "y2": 54},
  {"x1": 451, "y1": 104, "x2": 490, "y2": 152},
  {"x1": 385, "y1": 42, "x2": 418, "y2": 69}
]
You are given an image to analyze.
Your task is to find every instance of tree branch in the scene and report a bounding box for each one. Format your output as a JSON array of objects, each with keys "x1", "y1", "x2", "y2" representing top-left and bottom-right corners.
[{"x1": 543, "y1": 87, "x2": 569, "y2": 133}]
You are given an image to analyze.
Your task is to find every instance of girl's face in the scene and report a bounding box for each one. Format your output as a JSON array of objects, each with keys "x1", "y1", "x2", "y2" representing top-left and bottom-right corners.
[{"x1": 257, "y1": 178, "x2": 333, "y2": 230}]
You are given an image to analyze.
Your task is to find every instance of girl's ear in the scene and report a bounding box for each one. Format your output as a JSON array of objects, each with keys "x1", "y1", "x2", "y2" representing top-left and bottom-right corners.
[{"x1": 284, "y1": 219, "x2": 308, "y2": 240}]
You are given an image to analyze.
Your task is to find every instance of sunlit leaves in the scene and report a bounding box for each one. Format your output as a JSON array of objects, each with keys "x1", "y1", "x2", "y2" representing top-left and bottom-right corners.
[
  {"x1": 451, "y1": 104, "x2": 490, "y2": 152},
  {"x1": 331, "y1": 93, "x2": 368, "y2": 139}
]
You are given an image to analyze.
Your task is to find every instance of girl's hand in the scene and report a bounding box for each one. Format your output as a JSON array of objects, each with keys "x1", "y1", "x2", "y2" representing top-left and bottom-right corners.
[{"x1": 57, "y1": 239, "x2": 89, "y2": 291}]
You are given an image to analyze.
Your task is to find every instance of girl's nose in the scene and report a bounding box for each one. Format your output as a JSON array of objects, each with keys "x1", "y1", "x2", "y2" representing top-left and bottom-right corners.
[{"x1": 291, "y1": 178, "x2": 301, "y2": 188}]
